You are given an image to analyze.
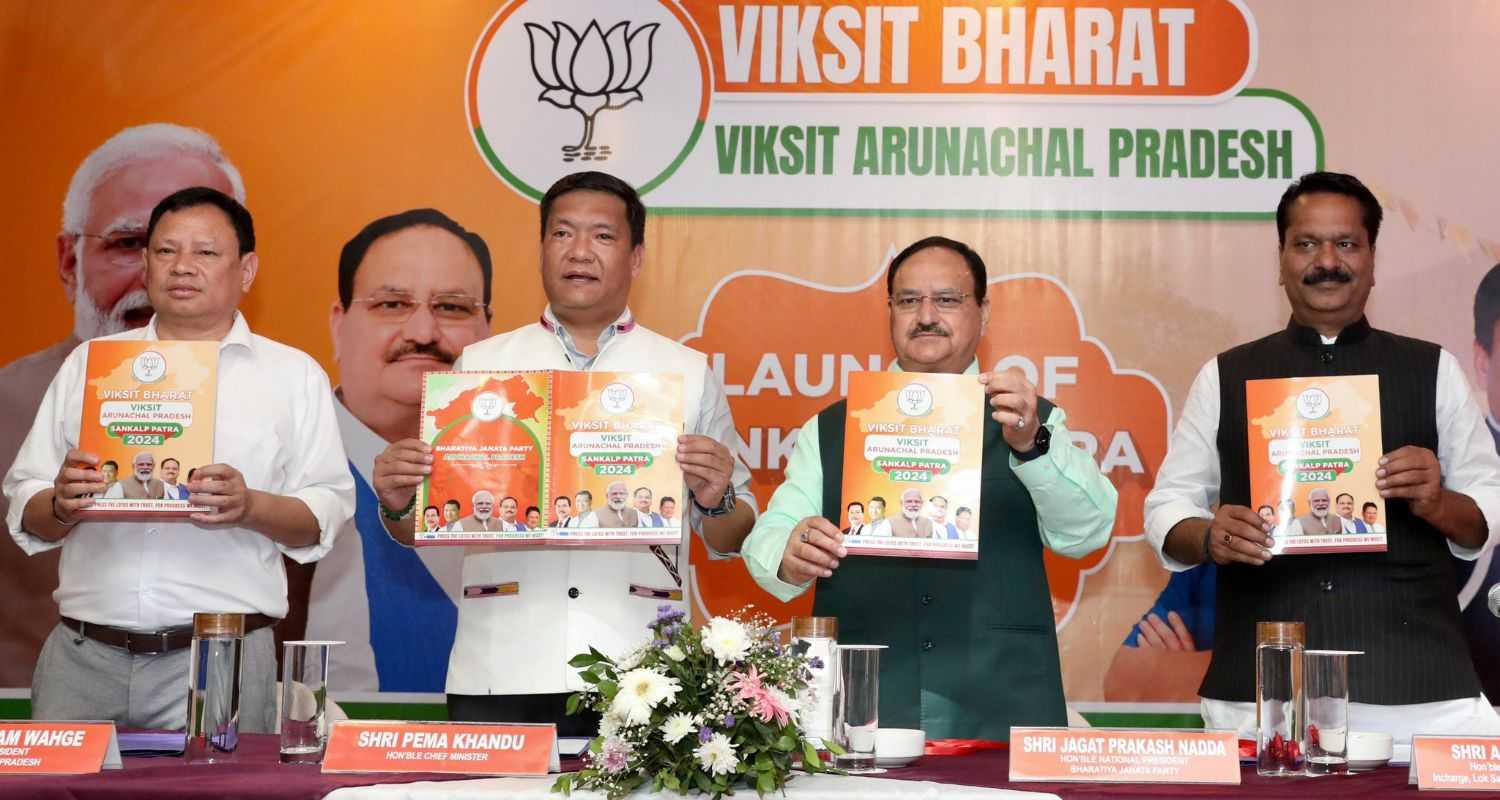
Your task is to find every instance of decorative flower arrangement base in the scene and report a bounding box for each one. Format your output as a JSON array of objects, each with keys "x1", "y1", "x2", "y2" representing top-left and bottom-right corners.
[{"x1": 553, "y1": 606, "x2": 841, "y2": 798}]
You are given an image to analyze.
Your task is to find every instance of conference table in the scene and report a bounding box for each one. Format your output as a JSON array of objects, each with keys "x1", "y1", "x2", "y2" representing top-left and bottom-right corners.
[{"x1": 0, "y1": 734, "x2": 1420, "y2": 799}]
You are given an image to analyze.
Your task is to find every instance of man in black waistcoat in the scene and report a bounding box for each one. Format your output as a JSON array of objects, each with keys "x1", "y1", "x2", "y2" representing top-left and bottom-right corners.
[
  {"x1": 1144, "y1": 172, "x2": 1500, "y2": 744},
  {"x1": 739, "y1": 236, "x2": 1119, "y2": 740}
]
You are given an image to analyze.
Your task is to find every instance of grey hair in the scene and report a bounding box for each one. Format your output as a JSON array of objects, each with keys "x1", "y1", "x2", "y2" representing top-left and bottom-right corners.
[{"x1": 61, "y1": 123, "x2": 245, "y2": 233}]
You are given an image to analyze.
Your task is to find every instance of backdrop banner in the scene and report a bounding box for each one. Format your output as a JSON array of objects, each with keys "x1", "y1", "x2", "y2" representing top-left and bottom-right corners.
[{"x1": 2, "y1": 0, "x2": 1498, "y2": 715}]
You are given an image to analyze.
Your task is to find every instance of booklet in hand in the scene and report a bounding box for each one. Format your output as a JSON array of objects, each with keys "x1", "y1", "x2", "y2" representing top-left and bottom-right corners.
[
  {"x1": 416, "y1": 370, "x2": 684, "y2": 546},
  {"x1": 840, "y1": 372, "x2": 984, "y2": 559},
  {"x1": 1246, "y1": 374, "x2": 1387, "y2": 554},
  {"x1": 77, "y1": 340, "x2": 217, "y2": 517}
]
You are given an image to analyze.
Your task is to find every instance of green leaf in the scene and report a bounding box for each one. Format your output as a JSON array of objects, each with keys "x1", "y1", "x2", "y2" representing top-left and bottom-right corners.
[
  {"x1": 694, "y1": 770, "x2": 715, "y2": 793},
  {"x1": 565, "y1": 692, "x2": 582, "y2": 715},
  {"x1": 756, "y1": 769, "x2": 775, "y2": 793},
  {"x1": 774, "y1": 735, "x2": 795, "y2": 751},
  {"x1": 578, "y1": 670, "x2": 601, "y2": 685},
  {"x1": 825, "y1": 740, "x2": 847, "y2": 755},
  {"x1": 597, "y1": 680, "x2": 618, "y2": 701},
  {"x1": 663, "y1": 772, "x2": 681, "y2": 791},
  {"x1": 551, "y1": 774, "x2": 573, "y2": 795},
  {"x1": 801, "y1": 740, "x2": 825, "y2": 771},
  {"x1": 568, "y1": 652, "x2": 601, "y2": 668}
]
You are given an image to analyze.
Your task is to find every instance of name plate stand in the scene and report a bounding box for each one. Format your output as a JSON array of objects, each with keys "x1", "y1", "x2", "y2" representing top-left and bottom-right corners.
[
  {"x1": 1412, "y1": 735, "x2": 1500, "y2": 791},
  {"x1": 323, "y1": 720, "x2": 558, "y2": 775},
  {"x1": 0, "y1": 721, "x2": 121, "y2": 774},
  {"x1": 1009, "y1": 727, "x2": 1240, "y2": 784}
]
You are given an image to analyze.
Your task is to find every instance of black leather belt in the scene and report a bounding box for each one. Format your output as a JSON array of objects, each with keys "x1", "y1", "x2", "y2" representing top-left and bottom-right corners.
[{"x1": 60, "y1": 614, "x2": 277, "y2": 655}]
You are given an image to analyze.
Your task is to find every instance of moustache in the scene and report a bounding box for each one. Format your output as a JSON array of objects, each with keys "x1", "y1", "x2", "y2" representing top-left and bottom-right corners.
[
  {"x1": 908, "y1": 323, "x2": 949, "y2": 337},
  {"x1": 387, "y1": 341, "x2": 458, "y2": 364},
  {"x1": 1302, "y1": 267, "x2": 1353, "y2": 285}
]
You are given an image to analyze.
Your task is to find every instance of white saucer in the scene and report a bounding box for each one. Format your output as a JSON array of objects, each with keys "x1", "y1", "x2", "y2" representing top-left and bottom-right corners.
[
  {"x1": 1347, "y1": 757, "x2": 1390, "y2": 772},
  {"x1": 874, "y1": 755, "x2": 919, "y2": 768}
]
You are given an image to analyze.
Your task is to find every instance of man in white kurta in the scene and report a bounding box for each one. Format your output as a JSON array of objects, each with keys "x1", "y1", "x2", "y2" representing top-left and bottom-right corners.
[{"x1": 370, "y1": 172, "x2": 757, "y2": 733}]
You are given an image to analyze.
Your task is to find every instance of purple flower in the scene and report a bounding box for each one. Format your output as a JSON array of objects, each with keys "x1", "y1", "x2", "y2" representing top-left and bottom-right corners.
[
  {"x1": 698, "y1": 726, "x2": 714, "y2": 744},
  {"x1": 808, "y1": 657, "x2": 824, "y2": 670},
  {"x1": 723, "y1": 714, "x2": 736, "y2": 728},
  {"x1": 652, "y1": 638, "x2": 669, "y2": 648},
  {"x1": 655, "y1": 605, "x2": 684, "y2": 624}
]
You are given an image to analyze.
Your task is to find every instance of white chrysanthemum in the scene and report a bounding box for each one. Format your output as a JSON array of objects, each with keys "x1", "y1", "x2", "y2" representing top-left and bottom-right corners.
[
  {"x1": 695, "y1": 732, "x2": 740, "y2": 775},
  {"x1": 599, "y1": 708, "x2": 625, "y2": 738},
  {"x1": 610, "y1": 668, "x2": 682, "y2": 726},
  {"x1": 659, "y1": 712, "x2": 695, "y2": 744},
  {"x1": 702, "y1": 617, "x2": 750, "y2": 664},
  {"x1": 663, "y1": 644, "x2": 686, "y2": 661}
]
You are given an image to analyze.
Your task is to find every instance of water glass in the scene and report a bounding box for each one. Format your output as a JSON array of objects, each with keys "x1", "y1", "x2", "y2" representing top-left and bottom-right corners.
[
  {"x1": 1304, "y1": 649, "x2": 1359, "y2": 776},
  {"x1": 832, "y1": 644, "x2": 885, "y2": 771},
  {"x1": 279, "y1": 640, "x2": 342, "y2": 764},
  {"x1": 1255, "y1": 621, "x2": 1304, "y2": 776},
  {"x1": 184, "y1": 612, "x2": 245, "y2": 764}
]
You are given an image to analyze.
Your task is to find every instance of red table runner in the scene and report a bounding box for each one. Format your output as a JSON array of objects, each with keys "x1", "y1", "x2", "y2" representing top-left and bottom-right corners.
[{"x1": 884, "y1": 749, "x2": 1415, "y2": 798}]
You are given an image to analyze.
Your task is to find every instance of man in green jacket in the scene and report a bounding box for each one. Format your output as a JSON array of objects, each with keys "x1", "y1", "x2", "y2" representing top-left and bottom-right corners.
[{"x1": 740, "y1": 235, "x2": 1118, "y2": 740}]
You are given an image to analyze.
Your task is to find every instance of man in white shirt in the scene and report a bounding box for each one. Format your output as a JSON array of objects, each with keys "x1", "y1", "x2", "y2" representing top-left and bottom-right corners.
[
  {"x1": 3, "y1": 187, "x2": 354, "y2": 731},
  {"x1": 1143, "y1": 172, "x2": 1500, "y2": 745},
  {"x1": 497, "y1": 496, "x2": 522, "y2": 531},
  {"x1": 927, "y1": 495, "x2": 960, "y2": 540},
  {"x1": 0, "y1": 124, "x2": 245, "y2": 689},
  {"x1": 634, "y1": 487, "x2": 665, "y2": 527},
  {"x1": 441, "y1": 499, "x2": 462, "y2": 531},
  {"x1": 369, "y1": 171, "x2": 757, "y2": 733},
  {"x1": 306, "y1": 208, "x2": 491, "y2": 694},
  {"x1": 1335, "y1": 492, "x2": 1369, "y2": 533},
  {"x1": 568, "y1": 490, "x2": 594, "y2": 527},
  {"x1": 659, "y1": 496, "x2": 677, "y2": 529},
  {"x1": 159, "y1": 458, "x2": 189, "y2": 501}
]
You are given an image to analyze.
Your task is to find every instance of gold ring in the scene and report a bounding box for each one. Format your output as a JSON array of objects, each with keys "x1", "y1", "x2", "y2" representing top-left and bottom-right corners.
[{"x1": 1223, "y1": 533, "x2": 1232, "y2": 545}]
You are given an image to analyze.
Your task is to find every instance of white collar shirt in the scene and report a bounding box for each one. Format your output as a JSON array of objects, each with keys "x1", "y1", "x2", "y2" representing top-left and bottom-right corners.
[{"x1": 3, "y1": 313, "x2": 355, "y2": 630}]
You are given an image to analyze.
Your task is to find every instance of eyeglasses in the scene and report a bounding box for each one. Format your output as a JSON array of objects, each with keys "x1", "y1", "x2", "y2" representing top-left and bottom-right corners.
[
  {"x1": 888, "y1": 292, "x2": 973, "y2": 313},
  {"x1": 348, "y1": 291, "x2": 489, "y2": 323},
  {"x1": 78, "y1": 230, "x2": 149, "y2": 268}
]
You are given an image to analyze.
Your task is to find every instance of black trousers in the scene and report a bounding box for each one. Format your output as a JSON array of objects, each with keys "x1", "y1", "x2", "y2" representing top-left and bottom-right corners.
[{"x1": 446, "y1": 692, "x2": 601, "y2": 738}]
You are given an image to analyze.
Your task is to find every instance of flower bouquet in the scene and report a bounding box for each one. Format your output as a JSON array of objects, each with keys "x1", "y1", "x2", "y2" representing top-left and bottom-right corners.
[{"x1": 553, "y1": 606, "x2": 840, "y2": 798}]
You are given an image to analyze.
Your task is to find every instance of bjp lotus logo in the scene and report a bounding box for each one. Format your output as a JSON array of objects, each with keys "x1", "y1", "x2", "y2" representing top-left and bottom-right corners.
[
  {"x1": 524, "y1": 20, "x2": 658, "y2": 163},
  {"x1": 468, "y1": 1, "x2": 709, "y2": 200}
]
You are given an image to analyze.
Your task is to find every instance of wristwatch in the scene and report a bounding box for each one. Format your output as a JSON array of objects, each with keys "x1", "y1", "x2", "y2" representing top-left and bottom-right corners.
[
  {"x1": 693, "y1": 485, "x2": 737, "y2": 518},
  {"x1": 1014, "y1": 424, "x2": 1052, "y2": 462}
]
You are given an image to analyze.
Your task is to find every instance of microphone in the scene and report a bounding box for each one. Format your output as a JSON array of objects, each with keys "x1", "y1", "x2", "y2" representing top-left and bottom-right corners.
[{"x1": 1487, "y1": 583, "x2": 1500, "y2": 618}]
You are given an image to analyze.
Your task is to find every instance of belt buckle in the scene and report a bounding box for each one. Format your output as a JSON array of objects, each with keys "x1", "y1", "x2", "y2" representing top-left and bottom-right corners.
[{"x1": 128, "y1": 630, "x2": 173, "y2": 655}]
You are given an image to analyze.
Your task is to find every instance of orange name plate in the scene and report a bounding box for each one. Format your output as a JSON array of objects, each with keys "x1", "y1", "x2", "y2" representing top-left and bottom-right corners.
[
  {"x1": 322, "y1": 721, "x2": 557, "y2": 775},
  {"x1": 1009, "y1": 727, "x2": 1240, "y2": 784},
  {"x1": 1412, "y1": 735, "x2": 1500, "y2": 790},
  {"x1": 0, "y1": 721, "x2": 121, "y2": 774}
]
